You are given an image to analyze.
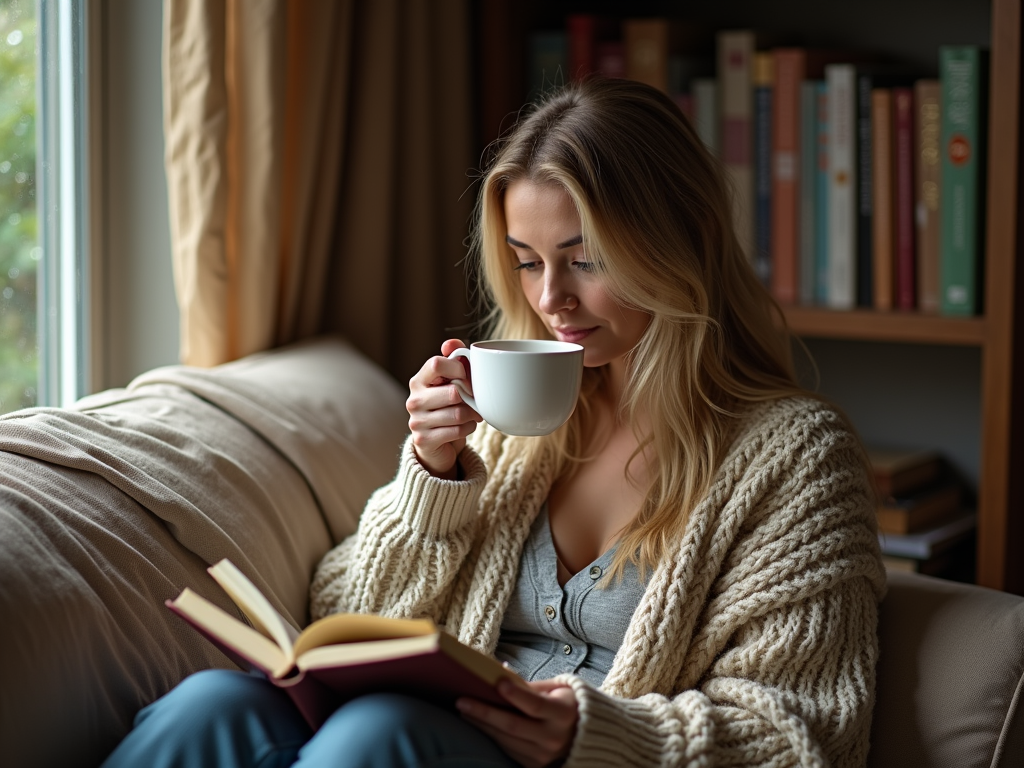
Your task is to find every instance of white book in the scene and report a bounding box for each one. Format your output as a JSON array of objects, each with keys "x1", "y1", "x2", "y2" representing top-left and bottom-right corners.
[
  {"x1": 717, "y1": 30, "x2": 756, "y2": 263},
  {"x1": 693, "y1": 77, "x2": 719, "y2": 156},
  {"x1": 825, "y1": 64, "x2": 857, "y2": 309}
]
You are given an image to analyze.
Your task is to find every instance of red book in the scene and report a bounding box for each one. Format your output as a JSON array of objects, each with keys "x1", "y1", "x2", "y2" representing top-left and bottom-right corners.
[
  {"x1": 770, "y1": 49, "x2": 801, "y2": 303},
  {"x1": 166, "y1": 559, "x2": 522, "y2": 729},
  {"x1": 893, "y1": 87, "x2": 916, "y2": 309},
  {"x1": 871, "y1": 89, "x2": 895, "y2": 311},
  {"x1": 566, "y1": 15, "x2": 618, "y2": 83},
  {"x1": 596, "y1": 41, "x2": 626, "y2": 78}
]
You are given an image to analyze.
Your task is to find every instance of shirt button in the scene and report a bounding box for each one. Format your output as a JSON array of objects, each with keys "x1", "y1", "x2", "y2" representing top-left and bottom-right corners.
[
  {"x1": 563, "y1": 644, "x2": 572, "y2": 655},
  {"x1": 589, "y1": 565, "x2": 602, "y2": 580},
  {"x1": 544, "y1": 605, "x2": 556, "y2": 620}
]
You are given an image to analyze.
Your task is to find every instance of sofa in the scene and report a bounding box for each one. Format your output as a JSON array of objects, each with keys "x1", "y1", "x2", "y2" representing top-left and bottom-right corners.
[{"x1": 0, "y1": 336, "x2": 1021, "y2": 768}]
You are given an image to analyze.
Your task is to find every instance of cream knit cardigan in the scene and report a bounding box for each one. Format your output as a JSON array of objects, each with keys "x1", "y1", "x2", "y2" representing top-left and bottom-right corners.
[{"x1": 310, "y1": 396, "x2": 887, "y2": 767}]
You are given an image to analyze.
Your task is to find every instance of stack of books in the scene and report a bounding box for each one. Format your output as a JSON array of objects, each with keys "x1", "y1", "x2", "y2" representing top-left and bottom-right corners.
[
  {"x1": 526, "y1": 16, "x2": 988, "y2": 316},
  {"x1": 867, "y1": 447, "x2": 975, "y2": 580}
]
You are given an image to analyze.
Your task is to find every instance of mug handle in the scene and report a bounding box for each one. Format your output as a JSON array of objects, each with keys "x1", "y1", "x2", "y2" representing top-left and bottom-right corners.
[{"x1": 446, "y1": 347, "x2": 478, "y2": 413}]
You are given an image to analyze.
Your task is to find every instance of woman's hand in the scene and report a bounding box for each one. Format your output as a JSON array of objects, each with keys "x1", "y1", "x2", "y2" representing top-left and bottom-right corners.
[
  {"x1": 456, "y1": 678, "x2": 579, "y2": 767},
  {"x1": 407, "y1": 338, "x2": 483, "y2": 479}
]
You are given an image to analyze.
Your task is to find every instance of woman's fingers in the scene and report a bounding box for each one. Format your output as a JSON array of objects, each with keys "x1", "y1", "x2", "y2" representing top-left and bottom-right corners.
[
  {"x1": 458, "y1": 713, "x2": 541, "y2": 767},
  {"x1": 406, "y1": 340, "x2": 481, "y2": 478},
  {"x1": 456, "y1": 680, "x2": 578, "y2": 768}
]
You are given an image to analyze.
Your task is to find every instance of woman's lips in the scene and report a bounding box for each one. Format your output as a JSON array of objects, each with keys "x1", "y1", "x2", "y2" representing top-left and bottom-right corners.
[{"x1": 553, "y1": 326, "x2": 597, "y2": 343}]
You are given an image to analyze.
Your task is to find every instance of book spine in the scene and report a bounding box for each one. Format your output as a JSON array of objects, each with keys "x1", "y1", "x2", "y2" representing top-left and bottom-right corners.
[
  {"x1": 527, "y1": 32, "x2": 568, "y2": 102},
  {"x1": 281, "y1": 672, "x2": 342, "y2": 731},
  {"x1": 718, "y1": 30, "x2": 756, "y2": 267},
  {"x1": 799, "y1": 80, "x2": 819, "y2": 304},
  {"x1": 596, "y1": 41, "x2": 626, "y2": 79},
  {"x1": 770, "y1": 49, "x2": 805, "y2": 304},
  {"x1": 814, "y1": 81, "x2": 830, "y2": 304},
  {"x1": 625, "y1": 18, "x2": 669, "y2": 92},
  {"x1": 871, "y1": 88, "x2": 894, "y2": 311},
  {"x1": 674, "y1": 92, "x2": 695, "y2": 121},
  {"x1": 939, "y1": 46, "x2": 987, "y2": 316},
  {"x1": 693, "y1": 77, "x2": 719, "y2": 156},
  {"x1": 753, "y1": 52, "x2": 774, "y2": 288},
  {"x1": 856, "y1": 74, "x2": 874, "y2": 307},
  {"x1": 893, "y1": 86, "x2": 916, "y2": 310},
  {"x1": 914, "y1": 79, "x2": 942, "y2": 314},
  {"x1": 826, "y1": 64, "x2": 857, "y2": 309},
  {"x1": 566, "y1": 15, "x2": 598, "y2": 83}
]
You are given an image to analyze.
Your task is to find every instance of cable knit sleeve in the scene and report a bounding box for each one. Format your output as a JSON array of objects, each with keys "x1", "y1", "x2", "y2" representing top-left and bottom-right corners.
[
  {"x1": 308, "y1": 436, "x2": 489, "y2": 623},
  {"x1": 561, "y1": 399, "x2": 888, "y2": 768}
]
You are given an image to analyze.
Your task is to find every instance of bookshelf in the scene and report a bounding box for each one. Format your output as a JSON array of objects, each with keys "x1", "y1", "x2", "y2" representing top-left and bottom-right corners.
[{"x1": 474, "y1": 0, "x2": 1024, "y2": 593}]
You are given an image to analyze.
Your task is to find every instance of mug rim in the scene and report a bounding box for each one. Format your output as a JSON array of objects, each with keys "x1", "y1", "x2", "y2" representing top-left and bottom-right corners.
[{"x1": 472, "y1": 339, "x2": 584, "y2": 354}]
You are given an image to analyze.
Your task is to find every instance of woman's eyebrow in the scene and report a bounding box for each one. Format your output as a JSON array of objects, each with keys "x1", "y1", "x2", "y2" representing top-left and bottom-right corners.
[{"x1": 505, "y1": 234, "x2": 583, "y2": 250}]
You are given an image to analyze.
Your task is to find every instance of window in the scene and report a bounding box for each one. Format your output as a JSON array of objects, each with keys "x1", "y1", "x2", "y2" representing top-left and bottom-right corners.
[
  {"x1": 0, "y1": 0, "x2": 90, "y2": 415},
  {"x1": 0, "y1": 0, "x2": 37, "y2": 414}
]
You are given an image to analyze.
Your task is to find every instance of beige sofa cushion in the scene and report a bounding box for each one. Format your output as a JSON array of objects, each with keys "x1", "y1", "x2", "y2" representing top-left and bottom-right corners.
[
  {"x1": 0, "y1": 336, "x2": 408, "y2": 768},
  {"x1": 870, "y1": 570, "x2": 1024, "y2": 768}
]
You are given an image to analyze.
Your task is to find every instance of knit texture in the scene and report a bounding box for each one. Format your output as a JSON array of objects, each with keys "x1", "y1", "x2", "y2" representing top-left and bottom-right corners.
[{"x1": 310, "y1": 396, "x2": 887, "y2": 767}]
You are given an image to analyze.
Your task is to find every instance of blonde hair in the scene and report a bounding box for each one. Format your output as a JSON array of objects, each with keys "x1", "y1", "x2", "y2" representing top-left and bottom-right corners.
[{"x1": 468, "y1": 78, "x2": 805, "y2": 578}]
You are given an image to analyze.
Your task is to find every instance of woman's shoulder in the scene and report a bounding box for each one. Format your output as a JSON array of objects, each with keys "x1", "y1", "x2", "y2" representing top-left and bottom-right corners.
[
  {"x1": 732, "y1": 394, "x2": 853, "y2": 442},
  {"x1": 725, "y1": 394, "x2": 864, "y2": 472}
]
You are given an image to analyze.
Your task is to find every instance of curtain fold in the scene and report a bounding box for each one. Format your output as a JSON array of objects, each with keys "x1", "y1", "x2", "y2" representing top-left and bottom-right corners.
[{"x1": 163, "y1": 0, "x2": 474, "y2": 382}]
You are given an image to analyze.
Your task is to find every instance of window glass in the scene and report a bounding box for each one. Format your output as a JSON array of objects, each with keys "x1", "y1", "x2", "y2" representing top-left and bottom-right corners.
[{"x1": 0, "y1": 0, "x2": 37, "y2": 415}]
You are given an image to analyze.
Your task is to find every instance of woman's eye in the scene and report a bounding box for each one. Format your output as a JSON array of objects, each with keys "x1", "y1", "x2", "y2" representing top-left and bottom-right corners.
[
  {"x1": 574, "y1": 261, "x2": 596, "y2": 272},
  {"x1": 513, "y1": 261, "x2": 538, "y2": 272}
]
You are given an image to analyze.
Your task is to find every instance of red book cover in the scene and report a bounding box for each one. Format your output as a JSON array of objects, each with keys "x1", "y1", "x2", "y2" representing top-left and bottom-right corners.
[
  {"x1": 566, "y1": 15, "x2": 618, "y2": 83},
  {"x1": 871, "y1": 89, "x2": 894, "y2": 311},
  {"x1": 165, "y1": 560, "x2": 523, "y2": 730},
  {"x1": 770, "y1": 49, "x2": 804, "y2": 304},
  {"x1": 893, "y1": 87, "x2": 916, "y2": 310},
  {"x1": 914, "y1": 80, "x2": 942, "y2": 313},
  {"x1": 596, "y1": 41, "x2": 626, "y2": 79}
]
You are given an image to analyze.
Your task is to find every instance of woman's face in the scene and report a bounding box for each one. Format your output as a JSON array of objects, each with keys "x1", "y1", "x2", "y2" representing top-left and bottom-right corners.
[{"x1": 503, "y1": 180, "x2": 650, "y2": 370}]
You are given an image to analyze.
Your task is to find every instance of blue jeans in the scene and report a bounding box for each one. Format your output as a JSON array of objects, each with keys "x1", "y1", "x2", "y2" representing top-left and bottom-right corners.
[{"x1": 101, "y1": 669, "x2": 519, "y2": 768}]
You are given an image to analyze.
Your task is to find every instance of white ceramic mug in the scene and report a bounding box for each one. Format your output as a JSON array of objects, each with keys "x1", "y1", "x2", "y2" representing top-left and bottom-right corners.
[{"x1": 447, "y1": 340, "x2": 585, "y2": 436}]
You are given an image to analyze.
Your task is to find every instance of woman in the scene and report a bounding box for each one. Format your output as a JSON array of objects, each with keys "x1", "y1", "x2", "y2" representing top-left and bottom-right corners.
[{"x1": 103, "y1": 78, "x2": 886, "y2": 768}]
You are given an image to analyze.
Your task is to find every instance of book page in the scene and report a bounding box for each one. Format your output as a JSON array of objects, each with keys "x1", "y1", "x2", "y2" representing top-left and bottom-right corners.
[
  {"x1": 296, "y1": 634, "x2": 441, "y2": 671},
  {"x1": 293, "y1": 613, "x2": 437, "y2": 659},
  {"x1": 208, "y1": 559, "x2": 300, "y2": 653},
  {"x1": 169, "y1": 588, "x2": 287, "y2": 676}
]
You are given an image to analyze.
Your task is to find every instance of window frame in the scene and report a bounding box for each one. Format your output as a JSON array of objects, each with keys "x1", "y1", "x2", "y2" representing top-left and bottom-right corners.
[{"x1": 36, "y1": 0, "x2": 101, "y2": 407}]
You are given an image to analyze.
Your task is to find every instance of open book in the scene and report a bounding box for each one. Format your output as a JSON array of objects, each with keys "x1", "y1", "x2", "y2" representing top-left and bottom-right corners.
[{"x1": 167, "y1": 559, "x2": 524, "y2": 729}]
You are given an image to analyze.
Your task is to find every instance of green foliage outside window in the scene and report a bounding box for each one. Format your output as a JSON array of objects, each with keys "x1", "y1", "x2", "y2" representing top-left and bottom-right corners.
[{"x1": 0, "y1": 0, "x2": 37, "y2": 415}]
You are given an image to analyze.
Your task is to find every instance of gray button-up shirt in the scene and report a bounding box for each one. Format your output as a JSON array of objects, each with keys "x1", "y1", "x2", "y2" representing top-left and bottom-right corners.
[{"x1": 495, "y1": 505, "x2": 650, "y2": 687}]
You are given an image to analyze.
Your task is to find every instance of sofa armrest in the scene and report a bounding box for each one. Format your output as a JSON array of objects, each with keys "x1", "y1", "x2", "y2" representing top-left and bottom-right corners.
[{"x1": 869, "y1": 570, "x2": 1024, "y2": 768}]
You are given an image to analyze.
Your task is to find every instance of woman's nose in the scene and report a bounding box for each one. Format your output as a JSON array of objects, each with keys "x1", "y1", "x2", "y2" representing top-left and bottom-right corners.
[{"x1": 539, "y1": 272, "x2": 578, "y2": 314}]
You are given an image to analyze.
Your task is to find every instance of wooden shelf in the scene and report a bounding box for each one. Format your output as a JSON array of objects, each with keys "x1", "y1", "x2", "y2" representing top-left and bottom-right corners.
[
  {"x1": 477, "y1": 0, "x2": 1024, "y2": 593},
  {"x1": 782, "y1": 307, "x2": 988, "y2": 346}
]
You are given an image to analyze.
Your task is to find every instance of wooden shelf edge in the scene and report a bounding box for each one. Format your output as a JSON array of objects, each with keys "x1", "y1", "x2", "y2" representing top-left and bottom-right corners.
[{"x1": 781, "y1": 307, "x2": 988, "y2": 346}]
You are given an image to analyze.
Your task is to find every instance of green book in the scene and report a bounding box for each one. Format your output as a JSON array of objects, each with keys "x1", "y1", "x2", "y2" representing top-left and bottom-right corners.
[
  {"x1": 939, "y1": 46, "x2": 989, "y2": 316},
  {"x1": 527, "y1": 31, "x2": 568, "y2": 104}
]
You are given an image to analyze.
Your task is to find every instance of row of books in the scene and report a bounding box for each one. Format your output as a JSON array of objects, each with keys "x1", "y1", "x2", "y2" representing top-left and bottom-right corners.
[
  {"x1": 868, "y1": 446, "x2": 976, "y2": 581},
  {"x1": 527, "y1": 17, "x2": 988, "y2": 316}
]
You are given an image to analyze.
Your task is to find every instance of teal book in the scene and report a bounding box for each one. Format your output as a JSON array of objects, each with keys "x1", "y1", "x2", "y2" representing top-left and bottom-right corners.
[
  {"x1": 939, "y1": 46, "x2": 988, "y2": 316},
  {"x1": 813, "y1": 81, "x2": 830, "y2": 305},
  {"x1": 527, "y1": 31, "x2": 568, "y2": 104},
  {"x1": 799, "y1": 80, "x2": 820, "y2": 304}
]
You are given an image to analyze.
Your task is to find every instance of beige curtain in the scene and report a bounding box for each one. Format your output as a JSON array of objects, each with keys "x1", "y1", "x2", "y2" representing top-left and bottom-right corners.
[{"x1": 163, "y1": 0, "x2": 475, "y2": 383}]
